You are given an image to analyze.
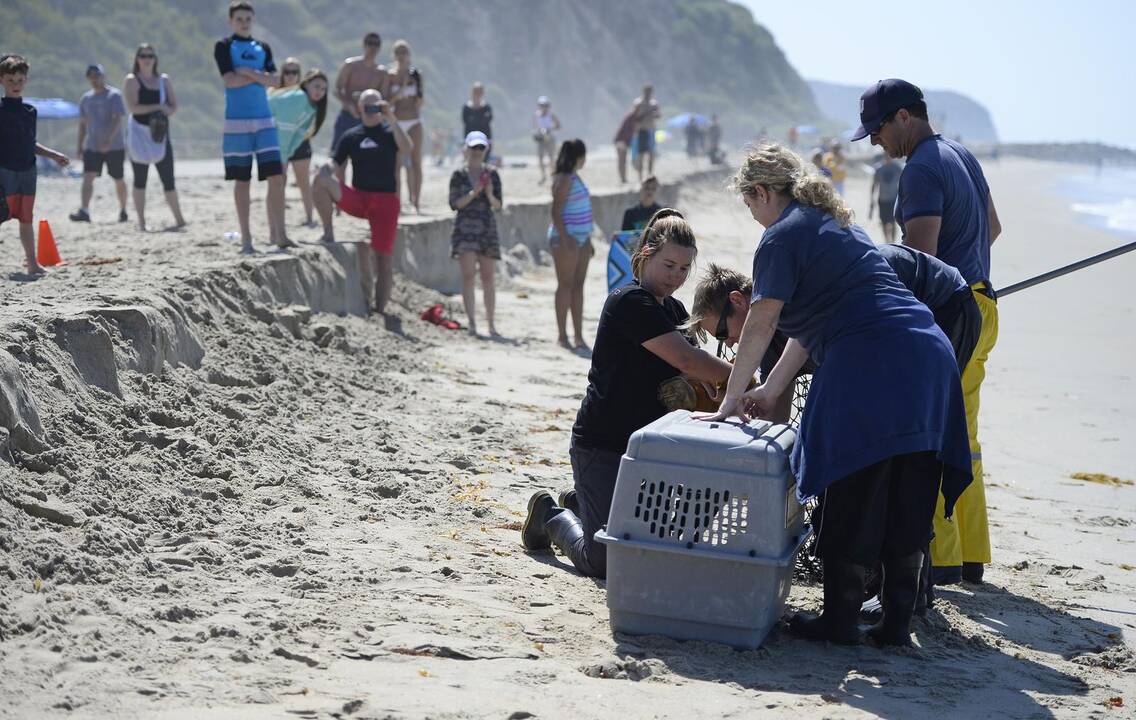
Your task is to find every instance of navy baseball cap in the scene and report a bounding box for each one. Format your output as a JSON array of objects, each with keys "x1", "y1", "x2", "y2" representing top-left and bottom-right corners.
[{"x1": 850, "y1": 79, "x2": 924, "y2": 141}]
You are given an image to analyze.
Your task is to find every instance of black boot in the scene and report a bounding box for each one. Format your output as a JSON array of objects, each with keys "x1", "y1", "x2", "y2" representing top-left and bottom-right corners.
[
  {"x1": 544, "y1": 508, "x2": 586, "y2": 556},
  {"x1": 557, "y1": 489, "x2": 580, "y2": 516},
  {"x1": 521, "y1": 491, "x2": 557, "y2": 551},
  {"x1": 962, "y1": 561, "x2": 985, "y2": 584},
  {"x1": 790, "y1": 560, "x2": 866, "y2": 645},
  {"x1": 866, "y1": 550, "x2": 924, "y2": 647}
]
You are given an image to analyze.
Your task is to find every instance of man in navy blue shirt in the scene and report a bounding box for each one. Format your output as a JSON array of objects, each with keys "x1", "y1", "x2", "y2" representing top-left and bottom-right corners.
[{"x1": 852, "y1": 79, "x2": 1002, "y2": 585}]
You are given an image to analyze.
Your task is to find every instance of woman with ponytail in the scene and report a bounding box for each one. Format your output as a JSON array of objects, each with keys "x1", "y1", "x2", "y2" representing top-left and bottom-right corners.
[
  {"x1": 521, "y1": 209, "x2": 734, "y2": 579},
  {"x1": 700, "y1": 143, "x2": 972, "y2": 647}
]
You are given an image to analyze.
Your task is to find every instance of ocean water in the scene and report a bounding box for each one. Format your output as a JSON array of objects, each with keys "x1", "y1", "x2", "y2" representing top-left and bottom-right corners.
[{"x1": 1060, "y1": 168, "x2": 1136, "y2": 237}]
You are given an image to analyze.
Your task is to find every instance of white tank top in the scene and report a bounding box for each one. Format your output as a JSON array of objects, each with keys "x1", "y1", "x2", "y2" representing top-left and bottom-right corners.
[{"x1": 535, "y1": 111, "x2": 555, "y2": 131}]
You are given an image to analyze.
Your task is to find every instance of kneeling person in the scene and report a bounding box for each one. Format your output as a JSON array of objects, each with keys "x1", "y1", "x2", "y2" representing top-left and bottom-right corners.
[
  {"x1": 521, "y1": 210, "x2": 735, "y2": 579},
  {"x1": 313, "y1": 89, "x2": 411, "y2": 314}
]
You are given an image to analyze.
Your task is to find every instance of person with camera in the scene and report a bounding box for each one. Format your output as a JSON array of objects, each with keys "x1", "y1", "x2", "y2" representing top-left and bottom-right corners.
[
  {"x1": 449, "y1": 130, "x2": 502, "y2": 337},
  {"x1": 312, "y1": 89, "x2": 411, "y2": 314},
  {"x1": 123, "y1": 44, "x2": 184, "y2": 231}
]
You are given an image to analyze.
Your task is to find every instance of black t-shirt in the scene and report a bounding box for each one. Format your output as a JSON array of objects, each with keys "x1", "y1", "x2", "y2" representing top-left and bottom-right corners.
[
  {"x1": 573, "y1": 284, "x2": 689, "y2": 452},
  {"x1": 878, "y1": 243, "x2": 968, "y2": 312},
  {"x1": 334, "y1": 123, "x2": 398, "y2": 193},
  {"x1": 621, "y1": 202, "x2": 662, "y2": 231},
  {"x1": 0, "y1": 97, "x2": 38, "y2": 171},
  {"x1": 462, "y1": 103, "x2": 493, "y2": 138}
]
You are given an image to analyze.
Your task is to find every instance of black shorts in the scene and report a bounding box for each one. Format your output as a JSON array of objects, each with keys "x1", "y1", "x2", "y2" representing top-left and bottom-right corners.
[
  {"x1": 289, "y1": 139, "x2": 312, "y2": 162},
  {"x1": 83, "y1": 150, "x2": 126, "y2": 180},
  {"x1": 878, "y1": 197, "x2": 896, "y2": 225}
]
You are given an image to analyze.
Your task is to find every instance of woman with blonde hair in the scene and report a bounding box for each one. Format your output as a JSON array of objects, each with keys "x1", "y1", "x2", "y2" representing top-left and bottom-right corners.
[
  {"x1": 387, "y1": 40, "x2": 424, "y2": 212},
  {"x1": 270, "y1": 61, "x2": 328, "y2": 228},
  {"x1": 123, "y1": 43, "x2": 184, "y2": 231},
  {"x1": 521, "y1": 209, "x2": 733, "y2": 579},
  {"x1": 701, "y1": 143, "x2": 971, "y2": 647}
]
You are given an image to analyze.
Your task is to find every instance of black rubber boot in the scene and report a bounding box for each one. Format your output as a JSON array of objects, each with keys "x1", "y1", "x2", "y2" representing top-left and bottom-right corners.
[
  {"x1": 557, "y1": 489, "x2": 580, "y2": 516},
  {"x1": 544, "y1": 507, "x2": 586, "y2": 558},
  {"x1": 521, "y1": 491, "x2": 557, "y2": 551},
  {"x1": 962, "y1": 561, "x2": 985, "y2": 584},
  {"x1": 790, "y1": 560, "x2": 866, "y2": 645},
  {"x1": 866, "y1": 551, "x2": 924, "y2": 647}
]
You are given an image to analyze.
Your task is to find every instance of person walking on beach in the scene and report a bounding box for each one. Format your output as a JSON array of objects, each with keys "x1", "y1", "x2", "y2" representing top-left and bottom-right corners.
[
  {"x1": 621, "y1": 175, "x2": 661, "y2": 232},
  {"x1": 311, "y1": 89, "x2": 411, "y2": 314},
  {"x1": 331, "y1": 32, "x2": 387, "y2": 154},
  {"x1": 548, "y1": 139, "x2": 593, "y2": 350},
  {"x1": 708, "y1": 114, "x2": 723, "y2": 164},
  {"x1": 0, "y1": 54, "x2": 70, "y2": 276},
  {"x1": 522, "y1": 210, "x2": 734, "y2": 578},
  {"x1": 123, "y1": 44, "x2": 185, "y2": 232},
  {"x1": 387, "y1": 40, "x2": 424, "y2": 213},
  {"x1": 449, "y1": 131, "x2": 502, "y2": 337},
  {"x1": 869, "y1": 154, "x2": 902, "y2": 243},
  {"x1": 214, "y1": 1, "x2": 289, "y2": 253},
  {"x1": 461, "y1": 82, "x2": 492, "y2": 150},
  {"x1": 822, "y1": 140, "x2": 847, "y2": 195},
  {"x1": 70, "y1": 64, "x2": 128, "y2": 224},
  {"x1": 632, "y1": 84, "x2": 661, "y2": 181},
  {"x1": 851, "y1": 78, "x2": 1002, "y2": 586},
  {"x1": 532, "y1": 96, "x2": 560, "y2": 184},
  {"x1": 613, "y1": 109, "x2": 637, "y2": 184},
  {"x1": 271, "y1": 61, "x2": 328, "y2": 228},
  {"x1": 701, "y1": 144, "x2": 972, "y2": 646}
]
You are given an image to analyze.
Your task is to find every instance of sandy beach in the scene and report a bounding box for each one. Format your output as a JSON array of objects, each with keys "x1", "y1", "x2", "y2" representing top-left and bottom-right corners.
[{"x1": 1, "y1": 153, "x2": 1133, "y2": 719}]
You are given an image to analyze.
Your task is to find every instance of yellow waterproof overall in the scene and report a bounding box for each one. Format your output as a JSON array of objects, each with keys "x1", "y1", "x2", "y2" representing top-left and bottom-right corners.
[{"x1": 931, "y1": 282, "x2": 997, "y2": 566}]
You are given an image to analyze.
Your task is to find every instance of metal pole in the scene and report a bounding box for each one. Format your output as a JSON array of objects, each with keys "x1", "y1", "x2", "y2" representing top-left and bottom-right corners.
[{"x1": 995, "y1": 239, "x2": 1136, "y2": 298}]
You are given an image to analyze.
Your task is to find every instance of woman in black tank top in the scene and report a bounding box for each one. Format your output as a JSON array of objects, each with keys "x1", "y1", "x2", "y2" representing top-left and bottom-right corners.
[{"x1": 123, "y1": 43, "x2": 185, "y2": 230}]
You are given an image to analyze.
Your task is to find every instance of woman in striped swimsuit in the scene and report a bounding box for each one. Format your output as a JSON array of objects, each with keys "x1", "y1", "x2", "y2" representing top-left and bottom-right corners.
[{"x1": 548, "y1": 139, "x2": 594, "y2": 350}]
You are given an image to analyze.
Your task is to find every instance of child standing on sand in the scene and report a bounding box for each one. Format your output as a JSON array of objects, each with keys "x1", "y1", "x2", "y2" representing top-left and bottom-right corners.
[{"x1": 0, "y1": 54, "x2": 71, "y2": 276}]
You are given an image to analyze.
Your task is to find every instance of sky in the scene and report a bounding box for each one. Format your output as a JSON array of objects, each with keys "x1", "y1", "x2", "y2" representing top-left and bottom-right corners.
[{"x1": 738, "y1": 0, "x2": 1136, "y2": 149}]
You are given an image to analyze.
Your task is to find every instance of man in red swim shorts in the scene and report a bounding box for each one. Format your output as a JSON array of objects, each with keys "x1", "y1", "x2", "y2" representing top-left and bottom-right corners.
[{"x1": 313, "y1": 88, "x2": 411, "y2": 314}]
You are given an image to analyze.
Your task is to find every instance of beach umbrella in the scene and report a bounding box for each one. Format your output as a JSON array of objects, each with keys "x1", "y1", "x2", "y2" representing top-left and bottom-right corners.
[
  {"x1": 26, "y1": 97, "x2": 80, "y2": 119},
  {"x1": 666, "y1": 112, "x2": 710, "y2": 129}
]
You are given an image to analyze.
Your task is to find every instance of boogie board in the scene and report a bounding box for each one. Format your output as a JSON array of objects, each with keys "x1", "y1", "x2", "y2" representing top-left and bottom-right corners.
[{"x1": 608, "y1": 231, "x2": 639, "y2": 293}]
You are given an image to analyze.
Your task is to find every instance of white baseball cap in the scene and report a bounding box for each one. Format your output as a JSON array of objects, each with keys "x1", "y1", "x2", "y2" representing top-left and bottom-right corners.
[
  {"x1": 537, "y1": 95, "x2": 550, "y2": 105},
  {"x1": 464, "y1": 131, "x2": 489, "y2": 147}
]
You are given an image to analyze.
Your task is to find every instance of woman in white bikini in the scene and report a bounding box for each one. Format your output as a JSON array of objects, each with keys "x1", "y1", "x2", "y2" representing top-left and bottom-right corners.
[{"x1": 388, "y1": 40, "x2": 424, "y2": 213}]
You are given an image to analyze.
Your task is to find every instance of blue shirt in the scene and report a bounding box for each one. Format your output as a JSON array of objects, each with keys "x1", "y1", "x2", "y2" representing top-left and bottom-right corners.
[
  {"x1": 897, "y1": 135, "x2": 992, "y2": 286},
  {"x1": 878, "y1": 243, "x2": 967, "y2": 313},
  {"x1": 751, "y1": 203, "x2": 914, "y2": 366},
  {"x1": 214, "y1": 35, "x2": 276, "y2": 120},
  {"x1": 749, "y1": 202, "x2": 973, "y2": 507}
]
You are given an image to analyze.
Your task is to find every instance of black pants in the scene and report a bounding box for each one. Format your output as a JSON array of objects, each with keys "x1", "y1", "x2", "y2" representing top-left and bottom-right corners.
[
  {"x1": 564, "y1": 442, "x2": 622, "y2": 578},
  {"x1": 132, "y1": 138, "x2": 176, "y2": 192},
  {"x1": 936, "y1": 288, "x2": 982, "y2": 371},
  {"x1": 813, "y1": 451, "x2": 942, "y2": 567}
]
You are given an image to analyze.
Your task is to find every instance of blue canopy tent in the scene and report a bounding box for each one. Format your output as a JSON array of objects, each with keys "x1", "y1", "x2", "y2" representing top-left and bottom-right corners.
[
  {"x1": 666, "y1": 112, "x2": 710, "y2": 129},
  {"x1": 26, "y1": 97, "x2": 81, "y2": 176}
]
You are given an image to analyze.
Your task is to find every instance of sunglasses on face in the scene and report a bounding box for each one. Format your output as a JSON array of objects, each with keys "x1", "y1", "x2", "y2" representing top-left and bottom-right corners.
[
  {"x1": 714, "y1": 300, "x2": 733, "y2": 359},
  {"x1": 283, "y1": 69, "x2": 300, "y2": 76},
  {"x1": 137, "y1": 54, "x2": 156, "y2": 60},
  {"x1": 365, "y1": 41, "x2": 381, "y2": 47},
  {"x1": 469, "y1": 145, "x2": 487, "y2": 151},
  {"x1": 363, "y1": 104, "x2": 383, "y2": 115}
]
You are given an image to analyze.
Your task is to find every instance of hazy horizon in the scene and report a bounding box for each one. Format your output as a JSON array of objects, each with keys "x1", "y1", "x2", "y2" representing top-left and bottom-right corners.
[{"x1": 741, "y1": 0, "x2": 1136, "y2": 150}]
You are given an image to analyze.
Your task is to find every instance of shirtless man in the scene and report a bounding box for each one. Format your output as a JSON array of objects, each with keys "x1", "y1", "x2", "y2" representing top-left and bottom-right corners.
[
  {"x1": 331, "y1": 32, "x2": 387, "y2": 153},
  {"x1": 631, "y1": 84, "x2": 661, "y2": 181}
]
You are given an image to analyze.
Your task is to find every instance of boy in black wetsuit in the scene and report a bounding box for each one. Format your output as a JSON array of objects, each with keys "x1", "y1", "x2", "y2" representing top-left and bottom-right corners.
[
  {"x1": 0, "y1": 54, "x2": 70, "y2": 275},
  {"x1": 620, "y1": 176, "x2": 661, "y2": 232}
]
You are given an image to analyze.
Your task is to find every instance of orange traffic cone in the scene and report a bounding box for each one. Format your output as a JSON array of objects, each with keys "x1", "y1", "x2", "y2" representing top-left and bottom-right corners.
[{"x1": 37, "y1": 220, "x2": 64, "y2": 267}]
